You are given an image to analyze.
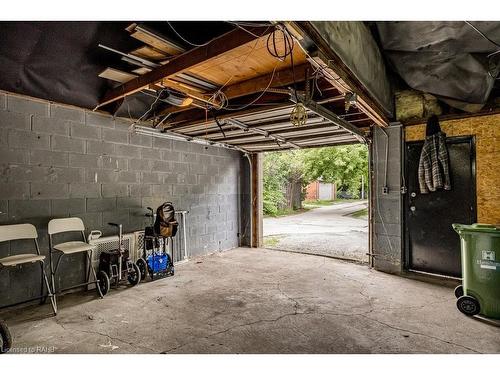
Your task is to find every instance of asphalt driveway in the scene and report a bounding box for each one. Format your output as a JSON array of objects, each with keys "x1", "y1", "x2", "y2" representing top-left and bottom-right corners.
[{"x1": 263, "y1": 200, "x2": 368, "y2": 262}]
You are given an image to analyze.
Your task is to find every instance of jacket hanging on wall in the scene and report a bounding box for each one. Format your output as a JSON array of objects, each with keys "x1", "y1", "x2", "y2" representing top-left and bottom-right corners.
[{"x1": 418, "y1": 116, "x2": 452, "y2": 194}]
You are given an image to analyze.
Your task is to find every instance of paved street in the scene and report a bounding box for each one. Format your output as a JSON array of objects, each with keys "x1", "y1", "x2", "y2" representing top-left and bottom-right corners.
[{"x1": 263, "y1": 200, "x2": 368, "y2": 262}]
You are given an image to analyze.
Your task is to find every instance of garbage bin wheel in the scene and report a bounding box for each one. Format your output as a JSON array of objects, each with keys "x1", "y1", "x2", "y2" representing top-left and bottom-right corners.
[
  {"x1": 457, "y1": 295, "x2": 480, "y2": 316},
  {"x1": 454, "y1": 285, "x2": 464, "y2": 298},
  {"x1": 0, "y1": 320, "x2": 12, "y2": 354}
]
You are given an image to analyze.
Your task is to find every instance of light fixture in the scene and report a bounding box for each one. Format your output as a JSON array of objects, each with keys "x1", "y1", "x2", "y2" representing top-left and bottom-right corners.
[{"x1": 290, "y1": 103, "x2": 308, "y2": 126}]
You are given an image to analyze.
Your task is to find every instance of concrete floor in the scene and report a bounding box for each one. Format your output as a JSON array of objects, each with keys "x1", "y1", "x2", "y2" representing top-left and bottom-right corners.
[
  {"x1": 264, "y1": 201, "x2": 368, "y2": 262},
  {"x1": 2, "y1": 247, "x2": 499, "y2": 354}
]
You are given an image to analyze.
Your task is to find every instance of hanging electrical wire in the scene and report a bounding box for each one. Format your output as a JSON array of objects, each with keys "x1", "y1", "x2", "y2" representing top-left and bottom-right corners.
[
  {"x1": 129, "y1": 88, "x2": 167, "y2": 129},
  {"x1": 166, "y1": 21, "x2": 214, "y2": 47},
  {"x1": 265, "y1": 23, "x2": 305, "y2": 125},
  {"x1": 266, "y1": 24, "x2": 295, "y2": 61},
  {"x1": 204, "y1": 26, "x2": 273, "y2": 112},
  {"x1": 223, "y1": 64, "x2": 279, "y2": 111}
]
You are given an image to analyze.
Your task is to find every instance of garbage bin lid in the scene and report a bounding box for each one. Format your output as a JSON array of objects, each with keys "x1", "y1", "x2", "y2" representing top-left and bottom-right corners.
[{"x1": 453, "y1": 223, "x2": 500, "y2": 235}]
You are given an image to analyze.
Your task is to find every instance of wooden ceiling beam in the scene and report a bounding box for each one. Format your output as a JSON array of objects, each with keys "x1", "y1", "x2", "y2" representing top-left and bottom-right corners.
[
  {"x1": 95, "y1": 25, "x2": 274, "y2": 110},
  {"x1": 154, "y1": 63, "x2": 310, "y2": 119},
  {"x1": 222, "y1": 64, "x2": 309, "y2": 100}
]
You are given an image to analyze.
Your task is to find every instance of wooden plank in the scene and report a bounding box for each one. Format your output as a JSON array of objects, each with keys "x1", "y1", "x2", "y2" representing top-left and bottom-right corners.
[
  {"x1": 98, "y1": 68, "x2": 137, "y2": 83},
  {"x1": 132, "y1": 67, "x2": 152, "y2": 75},
  {"x1": 251, "y1": 153, "x2": 263, "y2": 247},
  {"x1": 222, "y1": 64, "x2": 308, "y2": 100},
  {"x1": 128, "y1": 24, "x2": 185, "y2": 55},
  {"x1": 189, "y1": 34, "x2": 307, "y2": 86},
  {"x1": 130, "y1": 46, "x2": 168, "y2": 61},
  {"x1": 96, "y1": 26, "x2": 274, "y2": 109}
]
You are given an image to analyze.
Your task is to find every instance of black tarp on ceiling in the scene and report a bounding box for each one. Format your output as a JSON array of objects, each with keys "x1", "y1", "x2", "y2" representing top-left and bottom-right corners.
[
  {"x1": 376, "y1": 21, "x2": 500, "y2": 112},
  {"x1": 0, "y1": 21, "x2": 232, "y2": 117}
]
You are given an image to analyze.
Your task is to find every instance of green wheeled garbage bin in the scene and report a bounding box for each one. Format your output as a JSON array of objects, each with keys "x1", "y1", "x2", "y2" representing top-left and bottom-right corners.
[{"x1": 452, "y1": 223, "x2": 500, "y2": 319}]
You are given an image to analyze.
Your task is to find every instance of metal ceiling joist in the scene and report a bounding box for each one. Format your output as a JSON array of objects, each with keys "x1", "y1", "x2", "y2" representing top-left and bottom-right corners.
[
  {"x1": 225, "y1": 118, "x2": 300, "y2": 149},
  {"x1": 95, "y1": 25, "x2": 274, "y2": 109},
  {"x1": 234, "y1": 131, "x2": 356, "y2": 146},
  {"x1": 241, "y1": 136, "x2": 359, "y2": 152},
  {"x1": 291, "y1": 92, "x2": 366, "y2": 141},
  {"x1": 223, "y1": 128, "x2": 350, "y2": 145},
  {"x1": 204, "y1": 121, "x2": 334, "y2": 141}
]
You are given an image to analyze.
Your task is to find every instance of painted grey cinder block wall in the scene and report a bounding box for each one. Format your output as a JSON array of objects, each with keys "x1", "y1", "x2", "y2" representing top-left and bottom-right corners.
[
  {"x1": 372, "y1": 124, "x2": 403, "y2": 274},
  {"x1": 0, "y1": 91, "x2": 250, "y2": 307}
]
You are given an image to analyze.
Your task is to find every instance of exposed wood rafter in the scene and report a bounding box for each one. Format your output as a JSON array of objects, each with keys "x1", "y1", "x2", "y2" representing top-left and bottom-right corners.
[{"x1": 95, "y1": 25, "x2": 275, "y2": 110}]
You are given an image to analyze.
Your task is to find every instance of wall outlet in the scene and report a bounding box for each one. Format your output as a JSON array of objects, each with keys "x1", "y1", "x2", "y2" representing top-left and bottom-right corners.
[{"x1": 382, "y1": 186, "x2": 389, "y2": 195}]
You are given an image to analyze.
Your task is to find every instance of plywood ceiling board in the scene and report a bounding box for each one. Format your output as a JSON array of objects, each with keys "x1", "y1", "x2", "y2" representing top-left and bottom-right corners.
[{"x1": 187, "y1": 35, "x2": 307, "y2": 86}]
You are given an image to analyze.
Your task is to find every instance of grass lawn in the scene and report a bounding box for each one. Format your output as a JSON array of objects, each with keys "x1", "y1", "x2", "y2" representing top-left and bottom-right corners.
[
  {"x1": 349, "y1": 208, "x2": 368, "y2": 219},
  {"x1": 264, "y1": 207, "x2": 310, "y2": 218},
  {"x1": 263, "y1": 236, "x2": 281, "y2": 247}
]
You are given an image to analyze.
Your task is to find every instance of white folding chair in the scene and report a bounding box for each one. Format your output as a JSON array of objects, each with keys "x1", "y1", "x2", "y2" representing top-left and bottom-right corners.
[
  {"x1": 48, "y1": 218, "x2": 106, "y2": 310},
  {"x1": 0, "y1": 224, "x2": 56, "y2": 315}
]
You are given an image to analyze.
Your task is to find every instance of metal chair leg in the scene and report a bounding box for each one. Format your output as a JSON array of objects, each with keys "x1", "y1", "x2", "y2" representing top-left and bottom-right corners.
[
  {"x1": 86, "y1": 250, "x2": 103, "y2": 298},
  {"x1": 49, "y1": 249, "x2": 57, "y2": 299},
  {"x1": 40, "y1": 261, "x2": 57, "y2": 315}
]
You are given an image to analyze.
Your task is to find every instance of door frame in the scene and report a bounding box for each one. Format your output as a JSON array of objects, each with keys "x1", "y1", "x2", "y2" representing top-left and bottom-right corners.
[{"x1": 402, "y1": 135, "x2": 477, "y2": 276}]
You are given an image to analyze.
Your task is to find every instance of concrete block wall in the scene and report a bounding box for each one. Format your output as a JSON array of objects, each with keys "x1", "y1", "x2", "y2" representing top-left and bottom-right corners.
[
  {"x1": 0, "y1": 92, "x2": 250, "y2": 306},
  {"x1": 372, "y1": 124, "x2": 403, "y2": 274}
]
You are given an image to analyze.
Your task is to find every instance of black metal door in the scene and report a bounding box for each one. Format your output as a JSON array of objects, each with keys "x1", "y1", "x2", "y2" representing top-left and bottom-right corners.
[{"x1": 405, "y1": 137, "x2": 476, "y2": 277}]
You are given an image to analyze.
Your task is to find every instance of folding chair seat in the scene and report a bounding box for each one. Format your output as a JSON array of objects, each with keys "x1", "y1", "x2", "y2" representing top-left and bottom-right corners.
[
  {"x1": 0, "y1": 254, "x2": 45, "y2": 267},
  {"x1": 0, "y1": 224, "x2": 56, "y2": 315},
  {"x1": 52, "y1": 241, "x2": 94, "y2": 254},
  {"x1": 48, "y1": 218, "x2": 107, "y2": 311}
]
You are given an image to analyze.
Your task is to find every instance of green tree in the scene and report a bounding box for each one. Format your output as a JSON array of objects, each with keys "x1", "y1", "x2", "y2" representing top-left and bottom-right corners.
[
  {"x1": 302, "y1": 145, "x2": 368, "y2": 197},
  {"x1": 262, "y1": 144, "x2": 368, "y2": 215},
  {"x1": 262, "y1": 151, "x2": 305, "y2": 216}
]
